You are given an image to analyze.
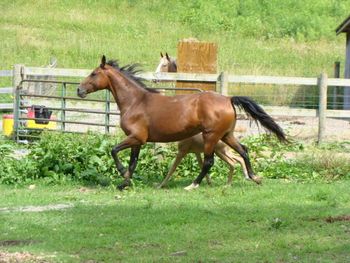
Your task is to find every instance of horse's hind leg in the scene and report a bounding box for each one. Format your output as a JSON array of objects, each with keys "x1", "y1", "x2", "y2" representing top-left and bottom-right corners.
[
  {"x1": 185, "y1": 134, "x2": 218, "y2": 190},
  {"x1": 194, "y1": 152, "x2": 212, "y2": 185},
  {"x1": 221, "y1": 134, "x2": 261, "y2": 184}
]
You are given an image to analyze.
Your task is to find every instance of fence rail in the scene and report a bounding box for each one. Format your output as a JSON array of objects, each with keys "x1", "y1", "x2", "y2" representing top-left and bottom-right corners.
[
  {"x1": 21, "y1": 66, "x2": 350, "y2": 86},
  {"x1": 0, "y1": 70, "x2": 12, "y2": 77},
  {"x1": 2, "y1": 65, "x2": 350, "y2": 143},
  {"x1": 0, "y1": 70, "x2": 13, "y2": 110}
]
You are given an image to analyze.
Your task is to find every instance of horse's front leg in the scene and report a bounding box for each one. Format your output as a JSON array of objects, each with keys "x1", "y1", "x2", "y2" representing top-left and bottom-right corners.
[
  {"x1": 111, "y1": 136, "x2": 142, "y2": 190},
  {"x1": 117, "y1": 145, "x2": 141, "y2": 190}
]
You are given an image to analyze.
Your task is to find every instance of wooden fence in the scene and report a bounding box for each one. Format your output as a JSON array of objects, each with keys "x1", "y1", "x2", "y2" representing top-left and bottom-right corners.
[
  {"x1": 0, "y1": 70, "x2": 13, "y2": 110},
  {"x1": 3, "y1": 65, "x2": 350, "y2": 143}
]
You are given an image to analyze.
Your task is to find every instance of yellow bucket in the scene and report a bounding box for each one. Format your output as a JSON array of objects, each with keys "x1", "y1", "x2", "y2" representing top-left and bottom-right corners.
[
  {"x1": 27, "y1": 118, "x2": 57, "y2": 129},
  {"x1": 2, "y1": 114, "x2": 14, "y2": 137}
]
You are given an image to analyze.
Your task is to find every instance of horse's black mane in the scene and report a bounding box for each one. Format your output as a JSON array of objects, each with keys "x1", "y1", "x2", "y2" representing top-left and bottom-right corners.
[{"x1": 107, "y1": 60, "x2": 159, "y2": 93}]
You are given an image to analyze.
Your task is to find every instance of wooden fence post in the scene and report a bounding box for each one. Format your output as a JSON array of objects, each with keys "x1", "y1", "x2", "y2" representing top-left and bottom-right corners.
[
  {"x1": 176, "y1": 39, "x2": 217, "y2": 94},
  {"x1": 12, "y1": 64, "x2": 24, "y2": 141},
  {"x1": 220, "y1": 72, "x2": 228, "y2": 96},
  {"x1": 333, "y1": 61, "x2": 340, "y2": 109},
  {"x1": 318, "y1": 72, "x2": 328, "y2": 144}
]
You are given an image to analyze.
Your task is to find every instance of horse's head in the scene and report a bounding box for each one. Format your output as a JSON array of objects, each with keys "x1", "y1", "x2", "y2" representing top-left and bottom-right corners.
[
  {"x1": 155, "y1": 52, "x2": 177, "y2": 73},
  {"x1": 77, "y1": 55, "x2": 110, "y2": 98}
]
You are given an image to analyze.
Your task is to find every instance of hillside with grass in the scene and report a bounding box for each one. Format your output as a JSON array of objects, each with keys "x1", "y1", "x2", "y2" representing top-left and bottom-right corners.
[{"x1": 0, "y1": 0, "x2": 349, "y2": 77}]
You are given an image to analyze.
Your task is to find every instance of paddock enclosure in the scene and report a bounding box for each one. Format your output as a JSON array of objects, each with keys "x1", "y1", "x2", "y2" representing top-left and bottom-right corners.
[{"x1": 0, "y1": 63, "x2": 350, "y2": 143}]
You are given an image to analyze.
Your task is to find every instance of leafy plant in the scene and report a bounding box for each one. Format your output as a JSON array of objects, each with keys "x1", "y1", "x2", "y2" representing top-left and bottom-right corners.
[{"x1": 0, "y1": 133, "x2": 349, "y2": 186}]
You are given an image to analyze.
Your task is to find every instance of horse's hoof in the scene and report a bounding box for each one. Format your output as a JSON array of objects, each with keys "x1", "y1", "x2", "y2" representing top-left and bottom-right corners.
[
  {"x1": 184, "y1": 183, "x2": 199, "y2": 191},
  {"x1": 117, "y1": 184, "x2": 125, "y2": 191},
  {"x1": 117, "y1": 181, "x2": 130, "y2": 191},
  {"x1": 252, "y1": 176, "x2": 262, "y2": 185}
]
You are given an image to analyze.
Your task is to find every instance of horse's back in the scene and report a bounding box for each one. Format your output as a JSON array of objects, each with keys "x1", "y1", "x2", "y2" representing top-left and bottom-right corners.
[{"x1": 144, "y1": 92, "x2": 236, "y2": 142}]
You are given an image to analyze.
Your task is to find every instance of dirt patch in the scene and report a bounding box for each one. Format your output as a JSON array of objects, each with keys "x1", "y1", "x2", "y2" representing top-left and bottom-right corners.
[
  {"x1": 237, "y1": 116, "x2": 350, "y2": 142},
  {"x1": 0, "y1": 203, "x2": 73, "y2": 213},
  {"x1": 0, "y1": 251, "x2": 48, "y2": 263},
  {"x1": 325, "y1": 215, "x2": 350, "y2": 223}
]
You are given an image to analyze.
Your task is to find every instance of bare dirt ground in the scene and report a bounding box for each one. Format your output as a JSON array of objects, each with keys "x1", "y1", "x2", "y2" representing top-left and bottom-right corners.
[
  {"x1": 1, "y1": 115, "x2": 350, "y2": 142},
  {"x1": 236, "y1": 116, "x2": 350, "y2": 142},
  {"x1": 0, "y1": 250, "x2": 51, "y2": 263}
]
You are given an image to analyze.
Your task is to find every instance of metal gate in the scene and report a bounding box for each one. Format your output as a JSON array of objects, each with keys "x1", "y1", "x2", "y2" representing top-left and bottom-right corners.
[
  {"x1": 13, "y1": 79, "x2": 117, "y2": 142},
  {"x1": 13, "y1": 79, "x2": 203, "y2": 142}
]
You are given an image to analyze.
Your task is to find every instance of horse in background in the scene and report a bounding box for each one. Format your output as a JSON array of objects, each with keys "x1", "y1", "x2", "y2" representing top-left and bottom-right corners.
[
  {"x1": 155, "y1": 52, "x2": 257, "y2": 188},
  {"x1": 155, "y1": 52, "x2": 177, "y2": 73}
]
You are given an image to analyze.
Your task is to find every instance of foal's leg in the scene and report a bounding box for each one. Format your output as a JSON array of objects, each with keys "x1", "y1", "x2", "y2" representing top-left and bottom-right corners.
[
  {"x1": 215, "y1": 148, "x2": 251, "y2": 184},
  {"x1": 111, "y1": 136, "x2": 142, "y2": 190},
  {"x1": 158, "y1": 150, "x2": 187, "y2": 188},
  {"x1": 214, "y1": 150, "x2": 235, "y2": 185},
  {"x1": 194, "y1": 152, "x2": 212, "y2": 185},
  {"x1": 221, "y1": 134, "x2": 261, "y2": 184}
]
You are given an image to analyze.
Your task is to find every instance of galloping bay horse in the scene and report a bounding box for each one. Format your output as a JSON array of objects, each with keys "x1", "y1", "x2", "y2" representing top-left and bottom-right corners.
[{"x1": 78, "y1": 55, "x2": 288, "y2": 190}]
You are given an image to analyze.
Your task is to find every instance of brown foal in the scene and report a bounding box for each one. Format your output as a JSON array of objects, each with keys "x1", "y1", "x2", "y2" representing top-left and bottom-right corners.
[{"x1": 158, "y1": 133, "x2": 250, "y2": 189}]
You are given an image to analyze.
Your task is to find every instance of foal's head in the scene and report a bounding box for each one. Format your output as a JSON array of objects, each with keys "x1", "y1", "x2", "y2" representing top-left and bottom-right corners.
[
  {"x1": 77, "y1": 55, "x2": 110, "y2": 98},
  {"x1": 155, "y1": 52, "x2": 177, "y2": 73}
]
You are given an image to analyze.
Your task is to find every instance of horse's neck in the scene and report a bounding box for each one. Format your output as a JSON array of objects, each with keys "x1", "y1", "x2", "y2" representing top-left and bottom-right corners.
[
  {"x1": 169, "y1": 59, "x2": 177, "y2": 72},
  {"x1": 108, "y1": 72, "x2": 147, "y2": 115}
]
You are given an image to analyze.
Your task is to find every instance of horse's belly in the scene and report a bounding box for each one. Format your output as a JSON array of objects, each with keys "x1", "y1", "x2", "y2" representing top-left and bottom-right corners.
[{"x1": 147, "y1": 122, "x2": 201, "y2": 142}]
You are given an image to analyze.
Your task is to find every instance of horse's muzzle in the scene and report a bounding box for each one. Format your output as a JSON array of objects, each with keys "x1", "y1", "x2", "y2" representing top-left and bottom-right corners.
[{"x1": 77, "y1": 86, "x2": 87, "y2": 98}]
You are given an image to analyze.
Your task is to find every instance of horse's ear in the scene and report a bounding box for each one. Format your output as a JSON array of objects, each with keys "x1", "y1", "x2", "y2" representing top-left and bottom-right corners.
[
  {"x1": 160, "y1": 52, "x2": 163, "y2": 58},
  {"x1": 100, "y1": 55, "x2": 106, "y2": 68},
  {"x1": 165, "y1": 52, "x2": 170, "y2": 61}
]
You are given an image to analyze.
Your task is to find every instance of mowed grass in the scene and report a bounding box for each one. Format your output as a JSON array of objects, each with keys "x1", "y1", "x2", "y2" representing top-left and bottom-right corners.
[{"x1": 1, "y1": 180, "x2": 350, "y2": 262}]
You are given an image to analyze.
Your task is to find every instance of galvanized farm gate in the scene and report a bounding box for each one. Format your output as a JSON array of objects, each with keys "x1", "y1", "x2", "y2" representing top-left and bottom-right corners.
[{"x1": 12, "y1": 67, "x2": 203, "y2": 142}]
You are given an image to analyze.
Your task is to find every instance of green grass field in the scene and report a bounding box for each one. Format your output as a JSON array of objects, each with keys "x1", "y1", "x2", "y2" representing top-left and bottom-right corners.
[
  {"x1": 1, "y1": 180, "x2": 350, "y2": 262},
  {"x1": 1, "y1": 0, "x2": 349, "y2": 107},
  {"x1": 0, "y1": 0, "x2": 348, "y2": 76}
]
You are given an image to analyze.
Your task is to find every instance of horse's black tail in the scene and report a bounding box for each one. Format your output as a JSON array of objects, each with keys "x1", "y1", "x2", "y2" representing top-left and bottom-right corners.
[{"x1": 231, "y1": 96, "x2": 288, "y2": 143}]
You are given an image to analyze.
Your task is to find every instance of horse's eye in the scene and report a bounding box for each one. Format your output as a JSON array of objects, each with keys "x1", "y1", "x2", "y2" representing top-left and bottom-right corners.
[{"x1": 91, "y1": 72, "x2": 96, "y2": 77}]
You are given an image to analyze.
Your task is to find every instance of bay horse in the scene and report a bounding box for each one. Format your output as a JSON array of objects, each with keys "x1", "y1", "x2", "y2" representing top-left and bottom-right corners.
[
  {"x1": 155, "y1": 53, "x2": 253, "y2": 188},
  {"x1": 78, "y1": 55, "x2": 288, "y2": 190}
]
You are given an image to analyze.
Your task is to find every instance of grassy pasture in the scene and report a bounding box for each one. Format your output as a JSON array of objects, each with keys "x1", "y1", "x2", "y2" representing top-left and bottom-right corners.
[
  {"x1": 0, "y1": 1, "x2": 349, "y2": 108},
  {"x1": 1, "y1": 181, "x2": 350, "y2": 262},
  {"x1": 0, "y1": 0, "x2": 348, "y2": 76}
]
